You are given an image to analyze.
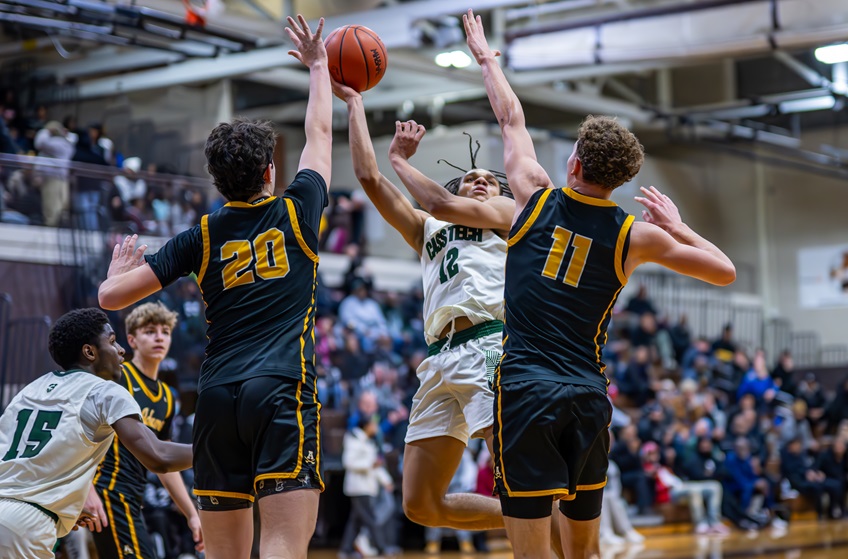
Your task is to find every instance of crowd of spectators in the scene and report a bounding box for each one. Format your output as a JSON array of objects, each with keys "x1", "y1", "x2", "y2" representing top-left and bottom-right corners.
[{"x1": 0, "y1": 98, "x2": 214, "y2": 236}]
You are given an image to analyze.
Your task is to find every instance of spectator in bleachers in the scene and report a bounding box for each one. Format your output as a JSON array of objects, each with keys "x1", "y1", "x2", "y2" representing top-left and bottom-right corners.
[
  {"x1": 711, "y1": 324, "x2": 737, "y2": 364},
  {"x1": 779, "y1": 399, "x2": 817, "y2": 453},
  {"x1": 638, "y1": 402, "x2": 671, "y2": 446},
  {"x1": 781, "y1": 437, "x2": 843, "y2": 519},
  {"x1": 2, "y1": 167, "x2": 41, "y2": 224},
  {"x1": 624, "y1": 285, "x2": 657, "y2": 316},
  {"x1": 677, "y1": 437, "x2": 723, "y2": 485},
  {"x1": 71, "y1": 128, "x2": 109, "y2": 230},
  {"x1": 114, "y1": 156, "x2": 146, "y2": 203},
  {"x1": 340, "y1": 416, "x2": 398, "y2": 559},
  {"x1": 736, "y1": 350, "x2": 778, "y2": 408},
  {"x1": 669, "y1": 314, "x2": 692, "y2": 365},
  {"x1": 339, "y1": 278, "x2": 389, "y2": 353},
  {"x1": 34, "y1": 120, "x2": 74, "y2": 226},
  {"x1": 611, "y1": 424, "x2": 654, "y2": 515},
  {"x1": 798, "y1": 372, "x2": 828, "y2": 432},
  {"x1": 618, "y1": 345, "x2": 654, "y2": 407},
  {"x1": 771, "y1": 350, "x2": 797, "y2": 397},
  {"x1": 88, "y1": 123, "x2": 114, "y2": 164},
  {"x1": 630, "y1": 312, "x2": 658, "y2": 348},
  {"x1": 336, "y1": 327, "x2": 373, "y2": 383},
  {"x1": 642, "y1": 441, "x2": 729, "y2": 535},
  {"x1": 825, "y1": 376, "x2": 848, "y2": 434},
  {"x1": 723, "y1": 437, "x2": 778, "y2": 530},
  {"x1": 816, "y1": 435, "x2": 847, "y2": 518}
]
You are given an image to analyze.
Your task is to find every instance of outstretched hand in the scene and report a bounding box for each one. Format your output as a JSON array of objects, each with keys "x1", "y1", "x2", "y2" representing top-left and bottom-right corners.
[
  {"x1": 331, "y1": 77, "x2": 361, "y2": 103},
  {"x1": 74, "y1": 489, "x2": 107, "y2": 532},
  {"x1": 463, "y1": 9, "x2": 501, "y2": 65},
  {"x1": 286, "y1": 14, "x2": 326, "y2": 68},
  {"x1": 389, "y1": 120, "x2": 426, "y2": 160},
  {"x1": 635, "y1": 186, "x2": 683, "y2": 235},
  {"x1": 107, "y1": 234, "x2": 148, "y2": 279}
]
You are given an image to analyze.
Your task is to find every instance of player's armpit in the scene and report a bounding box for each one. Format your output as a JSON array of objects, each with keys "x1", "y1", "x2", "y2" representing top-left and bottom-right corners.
[
  {"x1": 626, "y1": 222, "x2": 736, "y2": 286},
  {"x1": 113, "y1": 416, "x2": 193, "y2": 473}
]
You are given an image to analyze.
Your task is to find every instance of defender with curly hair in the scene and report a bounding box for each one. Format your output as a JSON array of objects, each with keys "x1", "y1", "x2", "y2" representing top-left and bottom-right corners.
[
  {"x1": 465, "y1": 9, "x2": 736, "y2": 559},
  {"x1": 97, "y1": 15, "x2": 333, "y2": 558}
]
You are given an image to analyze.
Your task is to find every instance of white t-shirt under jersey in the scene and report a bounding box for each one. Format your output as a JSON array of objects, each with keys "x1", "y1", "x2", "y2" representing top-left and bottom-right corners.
[
  {"x1": 420, "y1": 217, "x2": 507, "y2": 344},
  {"x1": 0, "y1": 371, "x2": 141, "y2": 537}
]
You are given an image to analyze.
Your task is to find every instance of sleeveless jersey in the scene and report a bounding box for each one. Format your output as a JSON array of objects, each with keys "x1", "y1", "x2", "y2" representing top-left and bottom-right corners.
[
  {"x1": 0, "y1": 371, "x2": 141, "y2": 537},
  {"x1": 94, "y1": 362, "x2": 174, "y2": 500},
  {"x1": 420, "y1": 217, "x2": 507, "y2": 344},
  {"x1": 500, "y1": 187, "x2": 635, "y2": 391},
  {"x1": 145, "y1": 170, "x2": 327, "y2": 392}
]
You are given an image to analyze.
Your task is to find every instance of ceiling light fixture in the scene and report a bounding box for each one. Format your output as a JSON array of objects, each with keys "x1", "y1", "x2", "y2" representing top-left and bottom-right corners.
[
  {"x1": 435, "y1": 50, "x2": 472, "y2": 69},
  {"x1": 814, "y1": 43, "x2": 848, "y2": 65}
]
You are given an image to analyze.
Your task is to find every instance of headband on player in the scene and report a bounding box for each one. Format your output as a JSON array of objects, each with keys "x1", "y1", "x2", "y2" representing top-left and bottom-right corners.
[{"x1": 438, "y1": 132, "x2": 513, "y2": 199}]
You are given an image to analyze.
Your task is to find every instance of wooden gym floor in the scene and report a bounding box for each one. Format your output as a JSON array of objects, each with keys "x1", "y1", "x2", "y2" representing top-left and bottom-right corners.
[{"x1": 310, "y1": 519, "x2": 848, "y2": 559}]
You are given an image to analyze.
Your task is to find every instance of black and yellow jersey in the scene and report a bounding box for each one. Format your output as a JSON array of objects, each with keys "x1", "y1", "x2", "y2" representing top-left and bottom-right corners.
[
  {"x1": 145, "y1": 170, "x2": 328, "y2": 392},
  {"x1": 500, "y1": 187, "x2": 635, "y2": 392},
  {"x1": 93, "y1": 362, "x2": 175, "y2": 499}
]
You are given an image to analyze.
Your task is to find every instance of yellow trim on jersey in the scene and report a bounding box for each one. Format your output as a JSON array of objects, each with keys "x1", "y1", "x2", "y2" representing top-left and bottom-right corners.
[
  {"x1": 562, "y1": 187, "x2": 618, "y2": 207},
  {"x1": 102, "y1": 490, "x2": 123, "y2": 559},
  {"x1": 125, "y1": 362, "x2": 164, "y2": 403},
  {"x1": 285, "y1": 198, "x2": 319, "y2": 263},
  {"x1": 494, "y1": 365, "x2": 512, "y2": 495},
  {"x1": 614, "y1": 215, "x2": 635, "y2": 285},
  {"x1": 507, "y1": 188, "x2": 552, "y2": 247},
  {"x1": 119, "y1": 492, "x2": 142, "y2": 557},
  {"x1": 164, "y1": 383, "x2": 173, "y2": 419},
  {"x1": 308, "y1": 261, "x2": 325, "y2": 490},
  {"x1": 594, "y1": 284, "x2": 626, "y2": 376},
  {"x1": 107, "y1": 435, "x2": 121, "y2": 491},
  {"x1": 196, "y1": 214, "x2": 211, "y2": 286},
  {"x1": 225, "y1": 196, "x2": 277, "y2": 208},
  {"x1": 194, "y1": 489, "x2": 255, "y2": 502}
]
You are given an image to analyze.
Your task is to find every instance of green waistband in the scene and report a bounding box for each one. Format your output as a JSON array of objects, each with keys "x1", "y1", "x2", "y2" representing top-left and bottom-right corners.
[
  {"x1": 427, "y1": 320, "x2": 504, "y2": 357},
  {"x1": 24, "y1": 500, "x2": 59, "y2": 523}
]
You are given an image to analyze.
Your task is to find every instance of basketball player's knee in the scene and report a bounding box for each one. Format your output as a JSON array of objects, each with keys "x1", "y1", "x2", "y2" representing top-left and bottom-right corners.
[{"x1": 403, "y1": 492, "x2": 440, "y2": 526}]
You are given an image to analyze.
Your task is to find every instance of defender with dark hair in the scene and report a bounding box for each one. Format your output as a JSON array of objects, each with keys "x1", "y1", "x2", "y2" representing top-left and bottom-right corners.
[
  {"x1": 97, "y1": 15, "x2": 333, "y2": 559},
  {"x1": 0, "y1": 308, "x2": 192, "y2": 559},
  {"x1": 465, "y1": 10, "x2": 736, "y2": 559}
]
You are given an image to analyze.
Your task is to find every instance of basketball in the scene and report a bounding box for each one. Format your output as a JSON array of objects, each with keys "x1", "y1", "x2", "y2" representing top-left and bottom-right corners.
[{"x1": 324, "y1": 25, "x2": 387, "y2": 92}]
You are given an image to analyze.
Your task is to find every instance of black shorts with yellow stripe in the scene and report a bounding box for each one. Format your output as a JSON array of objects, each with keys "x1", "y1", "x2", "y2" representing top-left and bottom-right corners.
[
  {"x1": 91, "y1": 489, "x2": 156, "y2": 559},
  {"x1": 193, "y1": 374, "x2": 324, "y2": 511},
  {"x1": 493, "y1": 378, "x2": 611, "y2": 519}
]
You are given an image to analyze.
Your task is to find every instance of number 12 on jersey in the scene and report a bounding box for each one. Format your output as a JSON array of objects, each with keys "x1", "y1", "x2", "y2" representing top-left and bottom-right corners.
[{"x1": 542, "y1": 226, "x2": 592, "y2": 287}]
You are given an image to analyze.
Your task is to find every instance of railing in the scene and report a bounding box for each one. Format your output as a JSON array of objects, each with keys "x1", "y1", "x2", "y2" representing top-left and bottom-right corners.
[{"x1": 0, "y1": 315, "x2": 52, "y2": 412}]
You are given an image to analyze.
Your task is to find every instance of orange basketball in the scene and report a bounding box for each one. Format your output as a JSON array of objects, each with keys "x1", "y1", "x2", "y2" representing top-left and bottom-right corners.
[{"x1": 325, "y1": 25, "x2": 388, "y2": 92}]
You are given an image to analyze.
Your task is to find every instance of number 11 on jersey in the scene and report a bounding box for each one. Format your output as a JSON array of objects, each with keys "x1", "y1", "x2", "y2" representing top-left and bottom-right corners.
[{"x1": 542, "y1": 226, "x2": 592, "y2": 288}]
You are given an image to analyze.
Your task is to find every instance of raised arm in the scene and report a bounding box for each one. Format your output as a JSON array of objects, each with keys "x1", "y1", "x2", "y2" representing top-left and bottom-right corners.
[
  {"x1": 388, "y1": 120, "x2": 512, "y2": 233},
  {"x1": 98, "y1": 234, "x2": 162, "y2": 310},
  {"x1": 112, "y1": 416, "x2": 192, "y2": 474},
  {"x1": 334, "y1": 80, "x2": 427, "y2": 254},
  {"x1": 627, "y1": 186, "x2": 736, "y2": 286},
  {"x1": 287, "y1": 15, "x2": 332, "y2": 189},
  {"x1": 464, "y1": 9, "x2": 553, "y2": 214}
]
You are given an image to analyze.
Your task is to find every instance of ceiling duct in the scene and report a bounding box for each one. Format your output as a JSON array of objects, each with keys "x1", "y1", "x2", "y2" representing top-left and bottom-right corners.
[{"x1": 508, "y1": 0, "x2": 848, "y2": 71}]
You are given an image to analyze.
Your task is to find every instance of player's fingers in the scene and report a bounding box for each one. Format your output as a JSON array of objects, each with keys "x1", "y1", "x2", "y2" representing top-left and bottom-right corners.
[
  {"x1": 112, "y1": 242, "x2": 120, "y2": 261},
  {"x1": 298, "y1": 14, "x2": 311, "y2": 38},
  {"x1": 408, "y1": 120, "x2": 417, "y2": 130},
  {"x1": 395, "y1": 121, "x2": 402, "y2": 135},
  {"x1": 287, "y1": 50, "x2": 303, "y2": 63},
  {"x1": 285, "y1": 16, "x2": 298, "y2": 34},
  {"x1": 494, "y1": 50, "x2": 502, "y2": 57},
  {"x1": 314, "y1": 17, "x2": 324, "y2": 39}
]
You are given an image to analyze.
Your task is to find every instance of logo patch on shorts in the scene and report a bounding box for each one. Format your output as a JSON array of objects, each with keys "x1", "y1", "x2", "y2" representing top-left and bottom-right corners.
[
  {"x1": 305, "y1": 450, "x2": 316, "y2": 465},
  {"x1": 484, "y1": 350, "x2": 502, "y2": 390},
  {"x1": 123, "y1": 544, "x2": 135, "y2": 555}
]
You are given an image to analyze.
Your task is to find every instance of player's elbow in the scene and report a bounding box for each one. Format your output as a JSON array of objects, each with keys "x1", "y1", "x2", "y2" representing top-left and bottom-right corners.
[
  {"x1": 98, "y1": 285, "x2": 119, "y2": 311},
  {"x1": 354, "y1": 169, "x2": 380, "y2": 191},
  {"x1": 146, "y1": 457, "x2": 170, "y2": 474},
  {"x1": 711, "y1": 263, "x2": 737, "y2": 286}
]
